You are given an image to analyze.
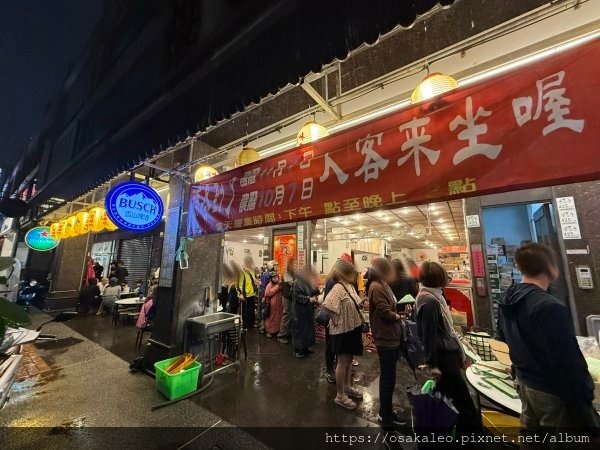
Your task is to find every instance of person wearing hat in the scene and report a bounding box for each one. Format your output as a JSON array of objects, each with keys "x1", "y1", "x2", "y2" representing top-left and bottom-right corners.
[
  {"x1": 260, "y1": 260, "x2": 279, "y2": 298},
  {"x1": 264, "y1": 270, "x2": 284, "y2": 338}
]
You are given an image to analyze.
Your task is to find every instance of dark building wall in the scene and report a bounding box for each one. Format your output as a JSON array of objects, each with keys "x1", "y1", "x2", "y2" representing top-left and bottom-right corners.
[
  {"x1": 52, "y1": 234, "x2": 90, "y2": 292},
  {"x1": 24, "y1": 250, "x2": 55, "y2": 285},
  {"x1": 553, "y1": 181, "x2": 600, "y2": 334}
]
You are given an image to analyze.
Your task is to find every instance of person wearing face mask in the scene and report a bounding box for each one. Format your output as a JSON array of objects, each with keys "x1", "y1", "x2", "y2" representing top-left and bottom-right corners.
[
  {"x1": 264, "y1": 271, "x2": 284, "y2": 338},
  {"x1": 498, "y1": 243, "x2": 599, "y2": 432}
]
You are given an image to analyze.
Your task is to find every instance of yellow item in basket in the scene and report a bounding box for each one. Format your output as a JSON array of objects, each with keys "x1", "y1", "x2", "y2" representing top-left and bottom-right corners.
[{"x1": 166, "y1": 353, "x2": 193, "y2": 374}]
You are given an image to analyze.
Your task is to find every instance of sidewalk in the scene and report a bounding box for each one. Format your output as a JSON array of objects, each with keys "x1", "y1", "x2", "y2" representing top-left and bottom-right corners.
[{"x1": 0, "y1": 309, "x2": 268, "y2": 450}]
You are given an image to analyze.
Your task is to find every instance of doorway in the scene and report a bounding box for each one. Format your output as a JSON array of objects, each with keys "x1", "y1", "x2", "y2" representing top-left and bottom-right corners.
[{"x1": 481, "y1": 201, "x2": 570, "y2": 327}]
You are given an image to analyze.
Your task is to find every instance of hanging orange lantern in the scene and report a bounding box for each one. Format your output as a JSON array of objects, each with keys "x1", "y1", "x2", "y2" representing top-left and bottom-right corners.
[
  {"x1": 100, "y1": 209, "x2": 119, "y2": 231},
  {"x1": 410, "y1": 72, "x2": 458, "y2": 104},
  {"x1": 88, "y1": 207, "x2": 105, "y2": 232},
  {"x1": 234, "y1": 147, "x2": 260, "y2": 167},
  {"x1": 55, "y1": 219, "x2": 67, "y2": 239},
  {"x1": 194, "y1": 165, "x2": 218, "y2": 182},
  {"x1": 63, "y1": 216, "x2": 77, "y2": 237},
  {"x1": 296, "y1": 121, "x2": 328, "y2": 146},
  {"x1": 49, "y1": 223, "x2": 61, "y2": 239},
  {"x1": 74, "y1": 211, "x2": 89, "y2": 235}
]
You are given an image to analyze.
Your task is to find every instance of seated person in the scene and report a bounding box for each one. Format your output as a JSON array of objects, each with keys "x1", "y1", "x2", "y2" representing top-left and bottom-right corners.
[
  {"x1": 134, "y1": 279, "x2": 146, "y2": 296},
  {"x1": 79, "y1": 278, "x2": 101, "y2": 315},
  {"x1": 96, "y1": 277, "x2": 122, "y2": 315}
]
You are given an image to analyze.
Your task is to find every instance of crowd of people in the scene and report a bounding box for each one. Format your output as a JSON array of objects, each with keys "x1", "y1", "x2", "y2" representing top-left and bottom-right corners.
[
  {"x1": 78, "y1": 260, "x2": 158, "y2": 331},
  {"x1": 75, "y1": 243, "x2": 598, "y2": 433},
  {"x1": 220, "y1": 253, "x2": 419, "y2": 426},
  {"x1": 221, "y1": 243, "x2": 599, "y2": 434}
]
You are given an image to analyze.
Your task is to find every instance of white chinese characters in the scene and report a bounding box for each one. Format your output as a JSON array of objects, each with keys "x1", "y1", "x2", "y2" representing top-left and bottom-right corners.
[
  {"x1": 450, "y1": 97, "x2": 502, "y2": 165},
  {"x1": 354, "y1": 133, "x2": 388, "y2": 182},
  {"x1": 512, "y1": 71, "x2": 584, "y2": 136},
  {"x1": 397, "y1": 117, "x2": 440, "y2": 176}
]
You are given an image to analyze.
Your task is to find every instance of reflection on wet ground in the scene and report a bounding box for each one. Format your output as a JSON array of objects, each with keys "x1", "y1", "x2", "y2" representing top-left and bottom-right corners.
[{"x1": 65, "y1": 315, "x2": 420, "y2": 430}]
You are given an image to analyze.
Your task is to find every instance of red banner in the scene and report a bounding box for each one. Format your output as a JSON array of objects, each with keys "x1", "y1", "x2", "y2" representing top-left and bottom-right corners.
[{"x1": 188, "y1": 39, "x2": 600, "y2": 236}]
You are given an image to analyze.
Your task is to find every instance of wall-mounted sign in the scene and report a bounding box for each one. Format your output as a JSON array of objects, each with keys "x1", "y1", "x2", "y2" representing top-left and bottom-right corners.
[
  {"x1": 441, "y1": 245, "x2": 468, "y2": 254},
  {"x1": 556, "y1": 196, "x2": 581, "y2": 240},
  {"x1": 470, "y1": 244, "x2": 485, "y2": 278},
  {"x1": 25, "y1": 226, "x2": 60, "y2": 251},
  {"x1": 189, "y1": 39, "x2": 600, "y2": 237},
  {"x1": 466, "y1": 215, "x2": 480, "y2": 228},
  {"x1": 105, "y1": 182, "x2": 164, "y2": 232}
]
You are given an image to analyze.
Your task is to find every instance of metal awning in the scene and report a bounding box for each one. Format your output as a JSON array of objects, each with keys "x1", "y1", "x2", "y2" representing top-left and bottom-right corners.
[{"x1": 30, "y1": 0, "x2": 455, "y2": 207}]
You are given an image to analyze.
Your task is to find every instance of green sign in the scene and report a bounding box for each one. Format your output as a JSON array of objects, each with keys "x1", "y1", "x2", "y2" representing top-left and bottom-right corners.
[{"x1": 25, "y1": 226, "x2": 60, "y2": 251}]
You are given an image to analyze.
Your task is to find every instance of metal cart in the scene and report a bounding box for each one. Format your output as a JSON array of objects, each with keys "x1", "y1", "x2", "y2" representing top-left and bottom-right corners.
[{"x1": 183, "y1": 312, "x2": 244, "y2": 378}]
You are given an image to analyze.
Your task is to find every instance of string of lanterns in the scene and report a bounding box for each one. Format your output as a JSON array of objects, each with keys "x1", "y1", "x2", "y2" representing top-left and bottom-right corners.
[{"x1": 49, "y1": 206, "x2": 118, "y2": 239}]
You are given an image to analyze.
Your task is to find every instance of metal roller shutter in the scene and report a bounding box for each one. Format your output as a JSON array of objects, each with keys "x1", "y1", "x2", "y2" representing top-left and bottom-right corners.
[{"x1": 118, "y1": 237, "x2": 153, "y2": 287}]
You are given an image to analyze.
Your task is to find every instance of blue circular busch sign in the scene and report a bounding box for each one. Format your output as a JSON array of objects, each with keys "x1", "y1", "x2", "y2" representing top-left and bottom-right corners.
[
  {"x1": 25, "y1": 226, "x2": 60, "y2": 251},
  {"x1": 105, "y1": 182, "x2": 164, "y2": 232}
]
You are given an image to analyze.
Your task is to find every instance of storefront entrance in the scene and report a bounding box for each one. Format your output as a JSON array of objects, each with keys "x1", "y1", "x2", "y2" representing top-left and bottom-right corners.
[{"x1": 481, "y1": 199, "x2": 572, "y2": 327}]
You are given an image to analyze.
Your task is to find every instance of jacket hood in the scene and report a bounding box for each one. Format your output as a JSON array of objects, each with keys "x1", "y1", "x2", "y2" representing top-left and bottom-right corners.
[{"x1": 498, "y1": 283, "x2": 541, "y2": 317}]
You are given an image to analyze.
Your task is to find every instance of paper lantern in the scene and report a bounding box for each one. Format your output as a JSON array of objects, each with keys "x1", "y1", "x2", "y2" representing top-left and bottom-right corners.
[
  {"x1": 411, "y1": 72, "x2": 458, "y2": 104},
  {"x1": 194, "y1": 165, "x2": 218, "y2": 182},
  {"x1": 55, "y1": 220, "x2": 67, "y2": 239},
  {"x1": 88, "y1": 207, "x2": 105, "y2": 232},
  {"x1": 74, "y1": 211, "x2": 89, "y2": 235},
  {"x1": 49, "y1": 222, "x2": 61, "y2": 239},
  {"x1": 63, "y1": 216, "x2": 77, "y2": 237},
  {"x1": 100, "y1": 210, "x2": 119, "y2": 231},
  {"x1": 234, "y1": 147, "x2": 260, "y2": 167},
  {"x1": 296, "y1": 121, "x2": 328, "y2": 146}
]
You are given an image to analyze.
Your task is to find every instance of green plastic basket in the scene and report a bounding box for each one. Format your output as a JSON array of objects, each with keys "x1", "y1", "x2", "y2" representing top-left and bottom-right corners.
[{"x1": 154, "y1": 356, "x2": 201, "y2": 400}]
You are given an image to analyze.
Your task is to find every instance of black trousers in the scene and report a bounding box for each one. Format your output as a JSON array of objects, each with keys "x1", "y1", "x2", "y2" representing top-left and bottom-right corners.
[
  {"x1": 325, "y1": 327, "x2": 336, "y2": 371},
  {"x1": 241, "y1": 296, "x2": 257, "y2": 328},
  {"x1": 377, "y1": 345, "x2": 400, "y2": 423},
  {"x1": 436, "y1": 350, "x2": 481, "y2": 431}
]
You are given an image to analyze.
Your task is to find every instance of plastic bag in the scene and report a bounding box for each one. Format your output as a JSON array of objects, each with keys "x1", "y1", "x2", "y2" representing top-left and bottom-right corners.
[
  {"x1": 577, "y1": 336, "x2": 600, "y2": 359},
  {"x1": 406, "y1": 381, "x2": 459, "y2": 430}
]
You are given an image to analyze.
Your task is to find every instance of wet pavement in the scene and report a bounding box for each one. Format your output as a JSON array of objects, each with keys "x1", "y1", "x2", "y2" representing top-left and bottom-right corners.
[
  {"x1": 61, "y1": 313, "x2": 424, "y2": 448},
  {"x1": 65, "y1": 314, "x2": 418, "y2": 425},
  {"x1": 0, "y1": 309, "x2": 268, "y2": 450}
]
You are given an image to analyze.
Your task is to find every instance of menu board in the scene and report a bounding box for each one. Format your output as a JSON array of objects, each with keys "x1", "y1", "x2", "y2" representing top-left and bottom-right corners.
[
  {"x1": 556, "y1": 196, "x2": 581, "y2": 240},
  {"x1": 159, "y1": 207, "x2": 181, "y2": 287}
]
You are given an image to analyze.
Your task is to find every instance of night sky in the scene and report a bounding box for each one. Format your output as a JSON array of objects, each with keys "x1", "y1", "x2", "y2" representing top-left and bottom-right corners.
[{"x1": 0, "y1": 1, "x2": 103, "y2": 170}]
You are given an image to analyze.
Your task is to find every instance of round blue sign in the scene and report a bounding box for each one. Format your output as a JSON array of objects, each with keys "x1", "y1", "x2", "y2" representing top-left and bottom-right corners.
[
  {"x1": 25, "y1": 226, "x2": 60, "y2": 251},
  {"x1": 105, "y1": 182, "x2": 164, "y2": 232}
]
